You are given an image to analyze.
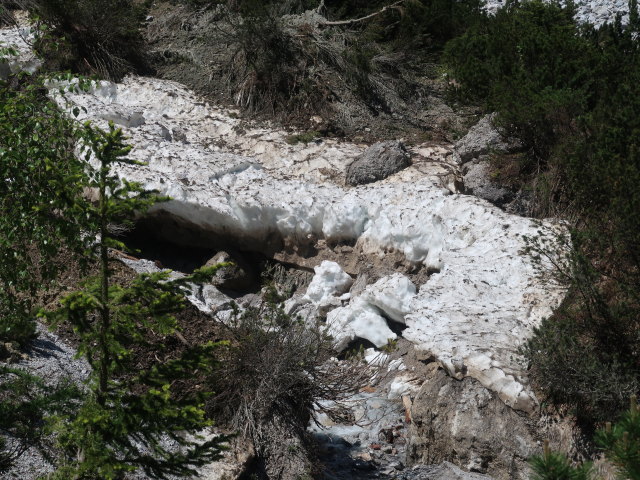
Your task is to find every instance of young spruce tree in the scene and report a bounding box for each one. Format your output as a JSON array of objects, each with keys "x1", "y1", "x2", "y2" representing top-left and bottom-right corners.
[{"x1": 42, "y1": 122, "x2": 228, "y2": 479}]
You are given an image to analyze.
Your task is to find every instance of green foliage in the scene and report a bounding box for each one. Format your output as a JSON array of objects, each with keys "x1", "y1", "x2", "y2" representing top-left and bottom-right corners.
[
  {"x1": 285, "y1": 130, "x2": 321, "y2": 145},
  {"x1": 524, "y1": 307, "x2": 639, "y2": 424},
  {"x1": 0, "y1": 63, "x2": 89, "y2": 348},
  {"x1": 530, "y1": 449, "x2": 593, "y2": 480},
  {"x1": 381, "y1": 337, "x2": 398, "y2": 353},
  {"x1": 42, "y1": 123, "x2": 229, "y2": 479},
  {"x1": 444, "y1": 0, "x2": 594, "y2": 164},
  {"x1": 595, "y1": 397, "x2": 640, "y2": 479},
  {"x1": 530, "y1": 398, "x2": 640, "y2": 480},
  {"x1": 27, "y1": 0, "x2": 148, "y2": 80}
]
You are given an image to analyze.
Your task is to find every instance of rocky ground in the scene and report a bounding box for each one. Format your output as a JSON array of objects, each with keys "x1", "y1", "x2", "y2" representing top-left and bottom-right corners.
[{"x1": 1, "y1": 2, "x2": 632, "y2": 477}]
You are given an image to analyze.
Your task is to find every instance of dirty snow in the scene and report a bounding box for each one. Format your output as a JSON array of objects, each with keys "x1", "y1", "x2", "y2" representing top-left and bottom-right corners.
[
  {"x1": 47, "y1": 75, "x2": 568, "y2": 412},
  {"x1": 0, "y1": 24, "x2": 571, "y2": 413}
]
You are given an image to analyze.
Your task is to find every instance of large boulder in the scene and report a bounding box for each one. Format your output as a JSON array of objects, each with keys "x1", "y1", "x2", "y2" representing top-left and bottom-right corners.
[
  {"x1": 205, "y1": 251, "x2": 257, "y2": 291},
  {"x1": 346, "y1": 141, "x2": 411, "y2": 186},
  {"x1": 407, "y1": 367, "x2": 536, "y2": 480}
]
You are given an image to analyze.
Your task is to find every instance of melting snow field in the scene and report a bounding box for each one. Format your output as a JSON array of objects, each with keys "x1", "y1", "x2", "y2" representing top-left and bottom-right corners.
[
  {"x1": 1, "y1": 23, "x2": 572, "y2": 413},
  {"x1": 48, "y1": 76, "x2": 568, "y2": 413}
]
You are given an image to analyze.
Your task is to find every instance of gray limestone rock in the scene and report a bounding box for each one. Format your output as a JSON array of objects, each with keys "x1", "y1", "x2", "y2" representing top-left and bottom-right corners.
[
  {"x1": 346, "y1": 141, "x2": 411, "y2": 186},
  {"x1": 455, "y1": 114, "x2": 520, "y2": 164},
  {"x1": 407, "y1": 368, "x2": 535, "y2": 480},
  {"x1": 462, "y1": 160, "x2": 514, "y2": 207}
]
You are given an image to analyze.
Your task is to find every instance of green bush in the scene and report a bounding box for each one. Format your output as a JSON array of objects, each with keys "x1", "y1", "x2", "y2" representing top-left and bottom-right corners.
[
  {"x1": 530, "y1": 449, "x2": 593, "y2": 480},
  {"x1": 444, "y1": 0, "x2": 595, "y2": 166},
  {"x1": 524, "y1": 305, "x2": 639, "y2": 424},
  {"x1": 530, "y1": 398, "x2": 640, "y2": 479},
  {"x1": 0, "y1": 68, "x2": 89, "y2": 349}
]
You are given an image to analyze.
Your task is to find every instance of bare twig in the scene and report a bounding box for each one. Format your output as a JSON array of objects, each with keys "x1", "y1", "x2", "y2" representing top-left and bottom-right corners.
[{"x1": 319, "y1": 0, "x2": 405, "y2": 26}]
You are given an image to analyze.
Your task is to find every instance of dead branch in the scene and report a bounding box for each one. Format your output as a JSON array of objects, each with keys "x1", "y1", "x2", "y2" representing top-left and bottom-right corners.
[{"x1": 319, "y1": 0, "x2": 405, "y2": 27}]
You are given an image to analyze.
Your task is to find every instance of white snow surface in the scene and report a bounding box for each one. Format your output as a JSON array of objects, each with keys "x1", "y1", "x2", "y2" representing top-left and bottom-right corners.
[
  {"x1": 327, "y1": 297, "x2": 398, "y2": 350},
  {"x1": 326, "y1": 274, "x2": 417, "y2": 350},
  {"x1": 0, "y1": 25, "x2": 571, "y2": 413},
  {"x1": 51, "y1": 75, "x2": 567, "y2": 412},
  {"x1": 303, "y1": 260, "x2": 353, "y2": 306}
]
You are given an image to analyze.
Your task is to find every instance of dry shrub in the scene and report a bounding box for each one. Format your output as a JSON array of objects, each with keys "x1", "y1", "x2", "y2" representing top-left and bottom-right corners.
[
  {"x1": 206, "y1": 288, "x2": 374, "y2": 478},
  {"x1": 16, "y1": 0, "x2": 148, "y2": 80}
]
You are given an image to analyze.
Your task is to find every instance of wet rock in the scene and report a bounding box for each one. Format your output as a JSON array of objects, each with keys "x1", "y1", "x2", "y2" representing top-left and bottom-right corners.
[
  {"x1": 407, "y1": 368, "x2": 535, "y2": 480},
  {"x1": 346, "y1": 141, "x2": 411, "y2": 186}
]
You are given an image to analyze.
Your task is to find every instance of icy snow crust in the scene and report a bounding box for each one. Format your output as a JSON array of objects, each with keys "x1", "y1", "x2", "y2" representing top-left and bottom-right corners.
[
  {"x1": 0, "y1": 23, "x2": 568, "y2": 413},
  {"x1": 46, "y1": 76, "x2": 568, "y2": 413}
]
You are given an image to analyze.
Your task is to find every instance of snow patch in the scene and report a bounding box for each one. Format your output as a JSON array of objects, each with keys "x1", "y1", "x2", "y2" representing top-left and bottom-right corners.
[
  {"x1": 58, "y1": 76, "x2": 566, "y2": 412},
  {"x1": 0, "y1": 25, "x2": 570, "y2": 412},
  {"x1": 303, "y1": 260, "x2": 353, "y2": 306}
]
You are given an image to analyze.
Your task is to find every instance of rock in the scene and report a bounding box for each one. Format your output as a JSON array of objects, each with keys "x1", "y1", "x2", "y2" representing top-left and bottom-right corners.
[
  {"x1": 357, "y1": 452, "x2": 373, "y2": 462},
  {"x1": 0, "y1": 342, "x2": 26, "y2": 362},
  {"x1": 349, "y1": 272, "x2": 369, "y2": 297},
  {"x1": 189, "y1": 436, "x2": 254, "y2": 480},
  {"x1": 407, "y1": 368, "x2": 535, "y2": 480},
  {"x1": 205, "y1": 251, "x2": 256, "y2": 291},
  {"x1": 346, "y1": 141, "x2": 411, "y2": 186},
  {"x1": 504, "y1": 191, "x2": 533, "y2": 217},
  {"x1": 397, "y1": 462, "x2": 495, "y2": 480},
  {"x1": 462, "y1": 160, "x2": 514, "y2": 207},
  {"x1": 455, "y1": 114, "x2": 520, "y2": 164}
]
